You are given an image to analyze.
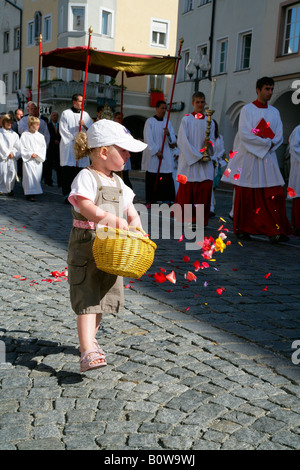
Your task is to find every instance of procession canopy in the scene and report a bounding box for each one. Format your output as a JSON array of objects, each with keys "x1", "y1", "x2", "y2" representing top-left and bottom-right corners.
[{"x1": 41, "y1": 47, "x2": 178, "y2": 77}]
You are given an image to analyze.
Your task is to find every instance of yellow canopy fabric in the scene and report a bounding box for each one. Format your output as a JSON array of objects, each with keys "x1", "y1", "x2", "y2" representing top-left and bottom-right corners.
[{"x1": 42, "y1": 47, "x2": 177, "y2": 77}]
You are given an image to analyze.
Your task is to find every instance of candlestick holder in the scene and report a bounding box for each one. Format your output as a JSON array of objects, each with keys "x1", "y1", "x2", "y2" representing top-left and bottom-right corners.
[{"x1": 200, "y1": 109, "x2": 215, "y2": 162}]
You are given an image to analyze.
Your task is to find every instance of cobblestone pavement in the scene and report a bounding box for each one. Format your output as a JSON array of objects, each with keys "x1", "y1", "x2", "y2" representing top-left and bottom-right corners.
[{"x1": 0, "y1": 177, "x2": 300, "y2": 451}]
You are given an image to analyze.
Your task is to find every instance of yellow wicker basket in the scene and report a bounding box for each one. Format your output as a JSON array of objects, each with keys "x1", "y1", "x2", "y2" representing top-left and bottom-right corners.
[{"x1": 93, "y1": 226, "x2": 157, "y2": 279}]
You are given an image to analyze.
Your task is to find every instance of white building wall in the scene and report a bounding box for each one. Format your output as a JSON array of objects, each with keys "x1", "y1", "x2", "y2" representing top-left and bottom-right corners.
[{"x1": 171, "y1": 0, "x2": 300, "y2": 170}]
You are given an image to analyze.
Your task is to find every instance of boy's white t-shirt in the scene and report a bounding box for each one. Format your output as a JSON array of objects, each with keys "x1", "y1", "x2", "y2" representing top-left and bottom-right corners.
[{"x1": 68, "y1": 168, "x2": 135, "y2": 213}]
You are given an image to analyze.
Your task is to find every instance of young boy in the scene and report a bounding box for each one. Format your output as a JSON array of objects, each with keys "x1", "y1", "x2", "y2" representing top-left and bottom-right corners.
[
  {"x1": 20, "y1": 116, "x2": 46, "y2": 201},
  {"x1": 0, "y1": 114, "x2": 20, "y2": 196}
]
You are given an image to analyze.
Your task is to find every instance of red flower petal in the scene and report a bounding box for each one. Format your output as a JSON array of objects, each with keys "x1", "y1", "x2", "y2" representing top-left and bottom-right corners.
[
  {"x1": 177, "y1": 174, "x2": 187, "y2": 184},
  {"x1": 185, "y1": 271, "x2": 197, "y2": 282},
  {"x1": 234, "y1": 174, "x2": 240, "y2": 181},
  {"x1": 154, "y1": 272, "x2": 167, "y2": 283},
  {"x1": 166, "y1": 271, "x2": 176, "y2": 284},
  {"x1": 183, "y1": 255, "x2": 190, "y2": 263},
  {"x1": 229, "y1": 150, "x2": 238, "y2": 158},
  {"x1": 287, "y1": 187, "x2": 297, "y2": 198}
]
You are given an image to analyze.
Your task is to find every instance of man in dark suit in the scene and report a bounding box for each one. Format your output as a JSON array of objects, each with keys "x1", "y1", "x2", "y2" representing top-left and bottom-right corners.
[{"x1": 44, "y1": 111, "x2": 61, "y2": 186}]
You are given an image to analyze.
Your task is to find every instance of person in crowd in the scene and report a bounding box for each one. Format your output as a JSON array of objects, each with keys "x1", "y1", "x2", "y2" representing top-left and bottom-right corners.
[
  {"x1": 221, "y1": 76, "x2": 291, "y2": 243},
  {"x1": 59, "y1": 94, "x2": 93, "y2": 202},
  {"x1": 142, "y1": 100, "x2": 177, "y2": 204},
  {"x1": 44, "y1": 111, "x2": 61, "y2": 187},
  {"x1": 288, "y1": 124, "x2": 300, "y2": 236},
  {"x1": 175, "y1": 91, "x2": 215, "y2": 226},
  {"x1": 0, "y1": 114, "x2": 20, "y2": 196},
  {"x1": 18, "y1": 101, "x2": 50, "y2": 147},
  {"x1": 20, "y1": 116, "x2": 46, "y2": 201},
  {"x1": 12, "y1": 108, "x2": 24, "y2": 180}
]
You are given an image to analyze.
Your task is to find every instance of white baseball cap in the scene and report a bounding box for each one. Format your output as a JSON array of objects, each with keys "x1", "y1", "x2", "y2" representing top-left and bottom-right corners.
[{"x1": 87, "y1": 119, "x2": 147, "y2": 152}]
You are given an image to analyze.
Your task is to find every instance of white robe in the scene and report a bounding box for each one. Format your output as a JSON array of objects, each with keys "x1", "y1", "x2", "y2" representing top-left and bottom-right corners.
[
  {"x1": 0, "y1": 128, "x2": 20, "y2": 193},
  {"x1": 18, "y1": 116, "x2": 50, "y2": 147},
  {"x1": 176, "y1": 113, "x2": 216, "y2": 182},
  {"x1": 288, "y1": 124, "x2": 300, "y2": 199},
  {"x1": 142, "y1": 116, "x2": 176, "y2": 173},
  {"x1": 20, "y1": 131, "x2": 46, "y2": 195},
  {"x1": 59, "y1": 108, "x2": 93, "y2": 168},
  {"x1": 221, "y1": 102, "x2": 284, "y2": 188}
]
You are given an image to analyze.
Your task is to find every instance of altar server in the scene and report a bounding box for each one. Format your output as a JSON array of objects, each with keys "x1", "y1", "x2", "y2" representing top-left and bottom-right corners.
[
  {"x1": 221, "y1": 76, "x2": 291, "y2": 243},
  {"x1": 0, "y1": 114, "x2": 20, "y2": 196},
  {"x1": 20, "y1": 116, "x2": 46, "y2": 201},
  {"x1": 175, "y1": 91, "x2": 215, "y2": 226}
]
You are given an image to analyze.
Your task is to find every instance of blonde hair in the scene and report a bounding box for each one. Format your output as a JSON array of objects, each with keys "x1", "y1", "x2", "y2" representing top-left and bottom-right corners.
[
  {"x1": 28, "y1": 116, "x2": 40, "y2": 127},
  {"x1": 74, "y1": 131, "x2": 92, "y2": 161},
  {"x1": 2, "y1": 114, "x2": 13, "y2": 126}
]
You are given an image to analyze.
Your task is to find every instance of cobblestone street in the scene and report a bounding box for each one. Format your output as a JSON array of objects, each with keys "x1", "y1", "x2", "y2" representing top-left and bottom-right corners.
[{"x1": 0, "y1": 177, "x2": 300, "y2": 451}]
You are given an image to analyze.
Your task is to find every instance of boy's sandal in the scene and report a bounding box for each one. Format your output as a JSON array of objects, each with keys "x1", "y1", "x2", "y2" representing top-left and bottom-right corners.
[
  {"x1": 79, "y1": 349, "x2": 107, "y2": 373},
  {"x1": 79, "y1": 339, "x2": 106, "y2": 358}
]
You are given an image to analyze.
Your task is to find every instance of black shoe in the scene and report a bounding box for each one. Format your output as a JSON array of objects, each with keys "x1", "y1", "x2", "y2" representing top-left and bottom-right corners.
[
  {"x1": 269, "y1": 234, "x2": 289, "y2": 244},
  {"x1": 228, "y1": 213, "x2": 233, "y2": 220},
  {"x1": 236, "y1": 232, "x2": 252, "y2": 241},
  {"x1": 209, "y1": 211, "x2": 216, "y2": 218}
]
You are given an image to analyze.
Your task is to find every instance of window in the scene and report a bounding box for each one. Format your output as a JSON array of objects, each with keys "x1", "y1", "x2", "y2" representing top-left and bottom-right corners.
[
  {"x1": 199, "y1": 0, "x2": 212, "y2": 6},
  {"x1": 26, "y1": 68, "x2": 34, "y2": 89},
  {"x1": 70, "y1": 5, "x2": 85, "y2": 31},
  {"x1": 27, "y1": 21, "x2": 34, "y2": 46},
  {"x1": 101, "y1": 9, "x2": 114, "y2": 36},
  {"x1": 3, "y1": 31, "x2": 9, "y2": 53},
  {"x1": 151, "y1": 19, "x2": 169, "y2": 48},
  {"x1": 34, "y1": 11, "x2": 42, "y2": 41},
  {"x1": 41, "y1": 67, "x2": 50, "y2": 81},
  {"x1": 14, "y1": 28, "x2": 20, "y2": 50},
  {"x1": 149, "y1": 75, "x2": 165, "y2": 92},
  {"x1": 183, "y1": 50, "x2": 190, "y2": 81},
  {"x1": 12, "y1": 72, "x2": 19, "y2": 92},
  {"x1": 3, "y1": 74, "x2": 8, "y2": 94},
  {"x1": 43, "y1": 15, "x2": 52, "y2": 42},
  {"x1": 217, "y1": 39, "x2": 228, "y2": 74},
  {"x1": 283, "y1": 3, "x2": 300, "y2": 54},
  {"x1": 196, "y1": 44, "x2": 209, "y2": 78},
  {"x1": 184, "y1": 0, "x2": 193, "y2": 12},
  {"x1": 237, "y1": 31, "x2": 252, "y2": 70}
]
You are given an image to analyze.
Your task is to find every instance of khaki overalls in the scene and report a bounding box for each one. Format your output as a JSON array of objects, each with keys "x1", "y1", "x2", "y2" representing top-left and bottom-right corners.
[{"x1": 67, "y1": 169, "x2": 124, "y2": 315}]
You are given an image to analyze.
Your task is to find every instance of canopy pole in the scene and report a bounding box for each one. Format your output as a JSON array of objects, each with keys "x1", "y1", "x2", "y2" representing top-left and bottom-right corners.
[
  {"x1": 79, "y1": 26, "x2": 93, "y2": 132},
  {"x1": 37, "y1": 34, "x2": 42, "y2": 117},
  {"x1": 154, "y1": 38, "x2": 184, "y2": 193},
  {"x1": 120, "y1": 71, "x2": 124, "y2": 124}
]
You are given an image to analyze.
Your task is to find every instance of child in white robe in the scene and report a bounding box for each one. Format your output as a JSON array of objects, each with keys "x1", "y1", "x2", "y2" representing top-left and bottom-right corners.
[
  {"x1": 0, "y1": 114, "x2": 20, "y2": 196},
  {"x1": 20, "y1": 116, "x2": 46, "y2": 201}
]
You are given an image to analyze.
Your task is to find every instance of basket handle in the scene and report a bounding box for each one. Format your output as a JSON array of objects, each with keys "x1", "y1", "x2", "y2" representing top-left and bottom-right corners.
[{"x1": 128, "y1": 226, "x2": 149, "y2": 238}]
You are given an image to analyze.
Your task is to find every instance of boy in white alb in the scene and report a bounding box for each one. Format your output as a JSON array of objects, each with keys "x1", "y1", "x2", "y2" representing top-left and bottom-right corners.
[
  {"x1": 0, "y1": 114, "x2": 20, "y2": 196},
  {"x1": 20, "y1": 116, "x2": 46, "y2": 201},
  {"x1": 221, "y1": 77, "x2": 291, "y2": 243},
  {"x1": 142, "y1": 100, "x2": 177, "y2": 204},
  {"x1": 175, "y1": 91, "x2": 215, "y2": 226},
  {"x1": 288, "y1": 124, "x2": 300, "y2": 236}
]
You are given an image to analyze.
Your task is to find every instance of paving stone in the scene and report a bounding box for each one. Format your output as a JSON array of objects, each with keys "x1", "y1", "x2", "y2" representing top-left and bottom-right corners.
[{"x1": 0, "y1": 182, "x2": 299, "y2": 450}]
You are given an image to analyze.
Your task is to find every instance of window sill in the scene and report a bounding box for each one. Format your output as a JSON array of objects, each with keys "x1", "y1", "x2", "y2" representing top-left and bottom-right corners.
[{"x1": 234, "y1": 68, "x2": 251, "y2": 73}]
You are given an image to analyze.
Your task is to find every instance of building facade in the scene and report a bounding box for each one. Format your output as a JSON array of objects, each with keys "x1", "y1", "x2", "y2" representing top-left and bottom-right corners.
[
  {"x1": 171, "y1": 0, "x2": 300, "y2": 170},
  {"x1": 1, "y1": 1, "x2": 178, "y2": 121},
  {"x1": 0, "y1": 0, "x2": 23, "y2": 113}
]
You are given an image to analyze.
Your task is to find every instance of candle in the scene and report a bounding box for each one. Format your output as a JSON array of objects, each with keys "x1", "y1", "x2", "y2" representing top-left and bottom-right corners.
[{"x1": 208, "y1": 79, "x2": 216, "y2": 110}]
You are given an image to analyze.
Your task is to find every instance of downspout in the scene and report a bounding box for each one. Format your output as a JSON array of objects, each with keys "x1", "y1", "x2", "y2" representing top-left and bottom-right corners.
[
  {"x1": 208, "y1": 0, "x2": 216, "y2": 81},
  {"x1": 5, "y1": 0, "x2": 23, "y2": 89}
]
